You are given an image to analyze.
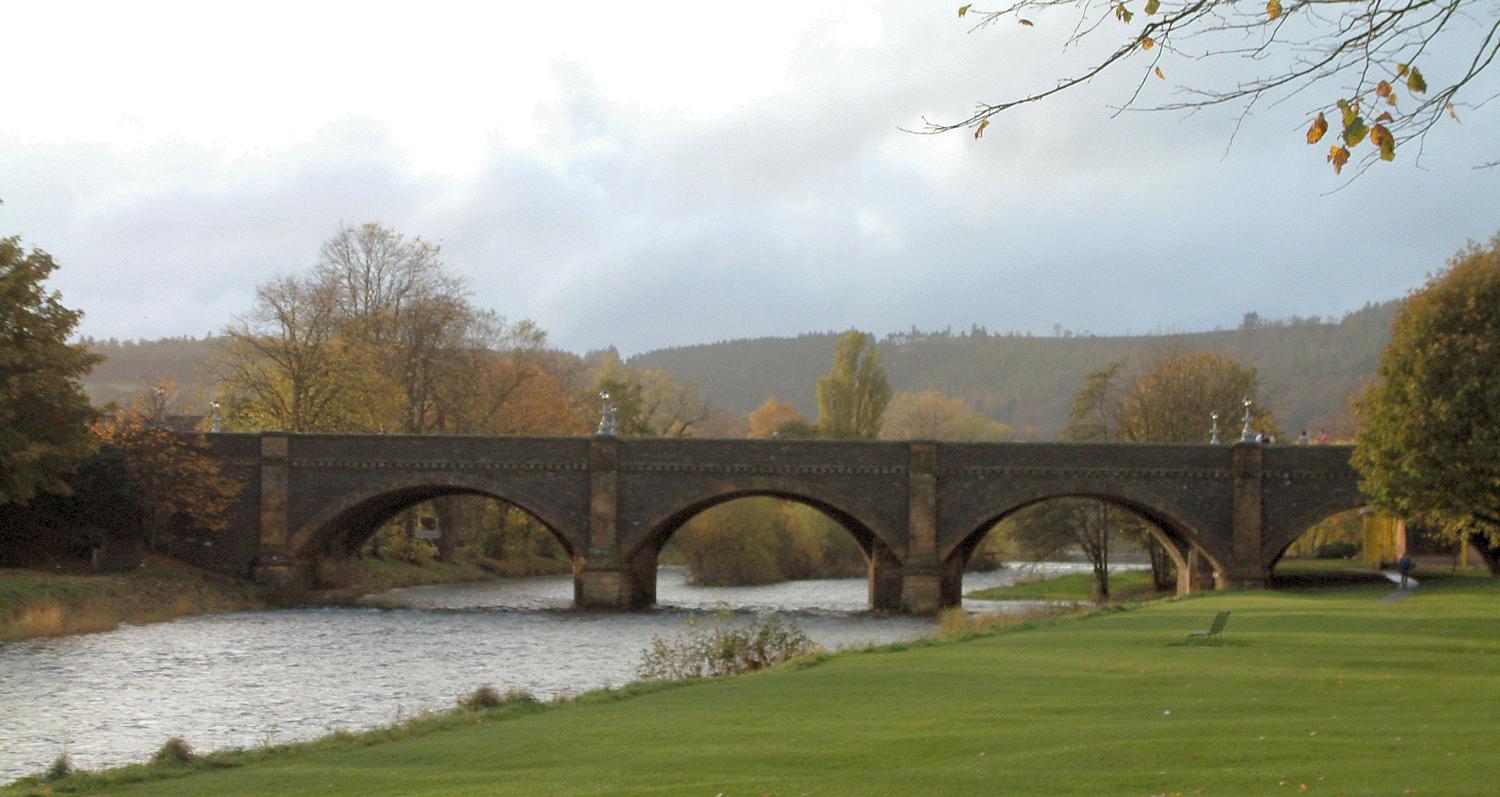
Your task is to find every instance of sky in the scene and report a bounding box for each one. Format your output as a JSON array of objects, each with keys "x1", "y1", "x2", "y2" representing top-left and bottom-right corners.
[{"x1": 2, "y1": 0, "x2": 1496, "y2": 355}]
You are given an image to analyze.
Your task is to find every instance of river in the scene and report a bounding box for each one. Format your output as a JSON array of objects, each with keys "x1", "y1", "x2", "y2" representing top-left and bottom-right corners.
[{"x1": 0, "y1": 562, "x2": 1104, "y2": 783}]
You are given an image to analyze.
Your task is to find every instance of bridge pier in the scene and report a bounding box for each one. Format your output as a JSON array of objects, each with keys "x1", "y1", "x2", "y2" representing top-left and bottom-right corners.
[
  {"x1": 898, "y1": 442, "x2": 954, "y2": 614},
  {"x1": 1226, "y1": 443, "x2": 1270, "y2": 589}
]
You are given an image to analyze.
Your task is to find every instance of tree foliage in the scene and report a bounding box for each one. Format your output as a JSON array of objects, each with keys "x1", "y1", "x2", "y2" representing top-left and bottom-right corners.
[
  {"x1": 214, "y1": 223, "x2": 572, "y2": 437},
  {"x1": 1353, "y1": 233, "x2": 1500, "y2": 573},
  {"x1": 816, "y1": 330, "x2": 892, "y2": 440},
  {"x1": 938, "y1": 0, "x2": 1495, "y2": 172},
  {"x1": 1118, "y1": 350, "x2": 1275, "y2": 442},
  {"x1": 881, "y1": 388, "x2": 1014, "y2": 441},
  {"x1": 93, "y1": 384, "x2": 244, "y2": 538},
  {"x1": 747, "y1": 396, "x2": 810, "y2": 438},
  {"x1": 0, "y1": 236, "x2": 100, "y2": 505}
]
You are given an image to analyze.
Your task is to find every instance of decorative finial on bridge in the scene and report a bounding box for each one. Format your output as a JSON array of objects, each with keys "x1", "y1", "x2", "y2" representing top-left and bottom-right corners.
[
  {"x1": 1210, "y1": 410, "x2": 1220, "y2": 445},
  {"x1": 1240, "y1": 396, "x2": 1255, "y2": 443},
  {"x1": 210, "y1": 399, "x2": 222, "y2": 433},
  {"x1": 153, "y1": 385, "x2": 167, "y2": 430},
  {"x1": 596, "y1": 390, "x2": 618, "y2": 437}
]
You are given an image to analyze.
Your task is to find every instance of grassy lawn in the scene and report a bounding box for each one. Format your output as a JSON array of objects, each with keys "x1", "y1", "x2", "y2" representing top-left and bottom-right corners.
[
  {"x1": 967, "y1": 569, "x2": 1161, "y2": 602},
  {"x1": 13, "y1": 574, "x2": 1499, "y2": 796}
]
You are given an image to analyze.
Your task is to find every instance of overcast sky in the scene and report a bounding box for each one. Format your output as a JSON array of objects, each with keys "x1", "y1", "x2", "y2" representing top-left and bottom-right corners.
[{"x1": 3, "y1": 1, "x2": 1495, "y2": 355}]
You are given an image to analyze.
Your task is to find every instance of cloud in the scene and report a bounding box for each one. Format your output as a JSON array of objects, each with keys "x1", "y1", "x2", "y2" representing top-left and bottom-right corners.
[{"x1": 1, "y1": 2, "x2": 1495, "y2": 357}]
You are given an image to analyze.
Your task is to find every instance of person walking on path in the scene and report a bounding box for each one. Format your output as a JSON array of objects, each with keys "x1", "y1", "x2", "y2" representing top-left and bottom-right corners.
[{"x1": 1397, "y1": 554, "x2": 1415, "y2": 589}]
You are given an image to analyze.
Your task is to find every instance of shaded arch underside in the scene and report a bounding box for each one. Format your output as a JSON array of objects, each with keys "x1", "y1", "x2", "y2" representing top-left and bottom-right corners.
[
  {"x1": 289, "y1": 475, "x2": 580, "y2": 560},
  {"x1": 623, "y1": 488, "x2": 890, "y2": 565},
  {"x1": 941, "y1": 491, "x2": 1221, "y2": 572},
  {"x1": 1266, "y1": 499, "x2": 1370, "y2": 566}
]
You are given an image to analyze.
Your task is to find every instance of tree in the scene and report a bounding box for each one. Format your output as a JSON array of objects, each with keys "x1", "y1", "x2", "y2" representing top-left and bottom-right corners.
[
  {"x1": 1354, "y1": 233, "x2": 1500, "y2": 573},
  {"x1": 0, "y1": 236, "x2": 100, "y2": 505},
  {"x1": 1007, "y1": 362, "x2": 1133, "y2": 600},
  {"x1": 590, "y1": 354, "x2": 713, "y2": 437},
  {"x1": 881, "y1": 388, "x2": 1014, "y2": 441},
  {"x1": 933, "y1": 0, "x2": 1494, "y2": 172},
  {"x1": 748, "y1": 397, "x2": 811, "y2": 438},
  {"x1": 1007, "y1": 352, "x2": 1273, "y2": 597},
  {"x1": 816, "y1": 331, "x2": 892, "y2": 440},
  {"x1": 92, "y1": 385, "x2": 243, "y2": 543},
  {"x1": 216, "y1": 274, "x2": 371, "y2": 432},
  {"x1": 1117, "y1": 350, "x2": 1275, "y2": 443}
]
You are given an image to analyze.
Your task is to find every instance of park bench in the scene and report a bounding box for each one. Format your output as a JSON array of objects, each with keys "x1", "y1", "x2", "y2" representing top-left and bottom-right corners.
[{"x1": 1187, "y1": 610, "x2": 1231, "y2": 645}]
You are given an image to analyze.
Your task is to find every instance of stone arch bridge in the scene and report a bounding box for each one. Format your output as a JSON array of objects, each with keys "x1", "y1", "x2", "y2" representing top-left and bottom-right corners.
[{"x1": 188, "y1": 433, "x2": 1364, "y2": 614}]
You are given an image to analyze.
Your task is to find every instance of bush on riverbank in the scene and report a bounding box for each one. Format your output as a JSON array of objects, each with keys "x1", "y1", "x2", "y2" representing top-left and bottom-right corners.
[
  {"x1": 0, "y1": 563, "x2": 262, "y2": 641},
  {"x1": 638, "y1": 611, "x2": 814, "y2": 680}
]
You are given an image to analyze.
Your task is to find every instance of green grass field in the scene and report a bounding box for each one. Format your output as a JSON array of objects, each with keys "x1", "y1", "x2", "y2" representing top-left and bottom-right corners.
[{"x1": 12, "y1": 575, "x2": 1499, "y2": 796}]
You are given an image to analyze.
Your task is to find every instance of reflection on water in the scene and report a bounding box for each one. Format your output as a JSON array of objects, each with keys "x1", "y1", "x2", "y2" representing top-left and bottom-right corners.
[{"x1": 0, "y1": 562, "x2": 1101, "y2": 782}]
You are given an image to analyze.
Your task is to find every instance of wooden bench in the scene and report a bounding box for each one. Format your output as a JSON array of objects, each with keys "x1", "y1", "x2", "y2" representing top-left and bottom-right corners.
[{"x1": 1187, "y1": 610, "x2": 1231, "y2": 645}]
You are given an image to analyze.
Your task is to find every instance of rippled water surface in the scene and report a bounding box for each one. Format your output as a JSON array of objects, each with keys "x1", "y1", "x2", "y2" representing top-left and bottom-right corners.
[{"x1": 0, "y1": 563, "x2": 1098, "y2": 782}]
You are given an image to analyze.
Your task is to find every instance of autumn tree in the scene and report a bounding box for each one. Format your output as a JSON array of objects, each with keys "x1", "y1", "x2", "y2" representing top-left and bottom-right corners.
[
  {"x1": 1354, "y1": 233, "x2": 1500, "y2": 574},
  {"x1": 748, "y1": 397, "x2": 811, "y2": 438},
  {"x1": 216, "y1": 274, "x2": 371, "y2": 432},
  {"x1": 1117, "y1": 350, "x2": 1274, "y2": 443},
  {"x1": 932, "y1": 0, "x2": 1494, "y2": 173},
  {"x1": 882, "y1": 388, "x2": 1014, "y2": 441},
  {"x1": 92, "y1": 384, "x2": 243, "y2": 545},
  {"x1": 0, "y1": 235, "x2": 100, "y2": 505},
  {"x1": 816, "y1": 331, "x2": 892, "y2": 440},
  {"x1": 590, "y1": 354, "x2": 713, "y2": 437}
]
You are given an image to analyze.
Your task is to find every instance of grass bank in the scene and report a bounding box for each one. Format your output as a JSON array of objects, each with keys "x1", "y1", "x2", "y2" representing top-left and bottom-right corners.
[
  {"x1": 0, "y1": 562, "x2": 263, "y2": 641},
  {"x1": 12, "y1": 574, "x2": 1499, "y2": 795},
  {"x1": 966, "y1": 569, "x2": 1161, "y2": 602}
]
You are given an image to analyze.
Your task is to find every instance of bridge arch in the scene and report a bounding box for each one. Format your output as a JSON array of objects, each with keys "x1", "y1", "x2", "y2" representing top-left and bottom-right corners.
[
  {"x1": 626, "y1": 482, "x2": 892, "y2": 563},
  {"x1": 621, "y1": 479, "x2": 906, "y2": 611},
  {"x1": 941, "y1": 489, "x2": 1225, "y2": 602},
  {"x1": 288, "y1": 472, "x2": 584, "y2": 581},
  {"x1": 1263, "y1": 499, "x2": 1370, "y2": 571}
]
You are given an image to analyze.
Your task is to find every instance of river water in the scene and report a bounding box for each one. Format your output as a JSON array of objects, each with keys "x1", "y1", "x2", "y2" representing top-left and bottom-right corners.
[{"x1": 0, "y1": 563, "x2": 1101, "y2": 783}]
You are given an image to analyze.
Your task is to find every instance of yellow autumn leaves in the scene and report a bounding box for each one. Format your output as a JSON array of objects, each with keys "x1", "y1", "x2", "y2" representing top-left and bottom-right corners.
[{"x1": 1306, "y1": 67, "x2": 1429, "y2": 172}]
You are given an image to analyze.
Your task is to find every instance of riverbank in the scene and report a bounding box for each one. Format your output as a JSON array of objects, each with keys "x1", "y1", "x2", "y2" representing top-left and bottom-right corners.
[
  {"x1": 0, "y1": 553, "x2": 543, "y2": 641},
  {"x1": 0, "y1": 561, "x2": 264, "y2": 641},
  {"x1": 13, "y1": 573, "x2": 1497, "y2": 795}
]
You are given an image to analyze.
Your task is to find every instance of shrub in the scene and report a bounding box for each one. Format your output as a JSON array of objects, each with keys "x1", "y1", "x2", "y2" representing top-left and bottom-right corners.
[
  {"x1": 639, "y1": 611, "x2": 814, "y2": 681},
  {"x1": 459, "y1": 685, "x2": 538, "y2": 711},
  {"x1": 43, "y1": 753, "x2": 73, "y2": 782},
  {"x1": 151, "y1": 736, "x2": 196, "y2": 766}
]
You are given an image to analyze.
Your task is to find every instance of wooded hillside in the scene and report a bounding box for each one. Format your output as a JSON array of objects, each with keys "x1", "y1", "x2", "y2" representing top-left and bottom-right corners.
[
  {"x1": 79, "y1": 301, "x2": 1398, "y2": 439},
  {"x1": 628, "y1": 302, "x2": 1398, "y2": 439}
]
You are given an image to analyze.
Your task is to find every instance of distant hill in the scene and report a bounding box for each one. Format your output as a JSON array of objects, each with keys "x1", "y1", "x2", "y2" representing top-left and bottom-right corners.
[
  {"x1": 80, "y1": 336, "x2": 221, "y2": 409},
  {"x1": 628, "y1": 302, "x2": 1400, "y2": 440},
  {"x1": 77, "y1": 301, "x2": 1400, "y2": 439}
]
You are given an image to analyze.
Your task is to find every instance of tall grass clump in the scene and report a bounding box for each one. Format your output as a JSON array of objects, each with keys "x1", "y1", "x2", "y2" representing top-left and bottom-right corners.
[
  {"x1": 639, "y1": 611, "x2": 814, "y2": 680},
  {"x1": 458, "y1": 686, "x2": 539, "y2": 712},
  {"x1": 42, "y1": 753, "x2": 74, "y2": 782},
  {"x1": 151, "y1": 736, "x2": 195, "y2": 766}
]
